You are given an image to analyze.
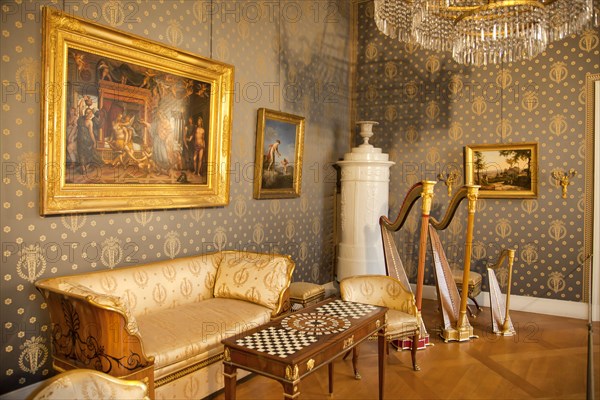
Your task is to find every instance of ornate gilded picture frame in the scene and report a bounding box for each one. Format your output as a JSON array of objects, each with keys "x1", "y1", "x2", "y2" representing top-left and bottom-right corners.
[
  {"x1": 253, "y1": 108, "x2": 305, "y2": 199},
  {"x1": 464, "y1": 142, "x2": 538, "y2": 198},
  {"x1": 40, "y1": 8, "x2": 234, "y2": 215}
]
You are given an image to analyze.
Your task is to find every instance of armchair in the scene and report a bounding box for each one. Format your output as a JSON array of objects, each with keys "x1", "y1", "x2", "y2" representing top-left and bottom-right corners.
[
  {"x1": 28, "y1": 369, "x2": 149, "y2": 400},
  {"x1": 340, "y1": 275, "x2": 420, "y2": 379}
]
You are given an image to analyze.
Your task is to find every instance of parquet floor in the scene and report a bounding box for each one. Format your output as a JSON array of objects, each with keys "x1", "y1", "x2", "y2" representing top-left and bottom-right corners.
[{"x1": 210, "y1": 299, "x2": 600, "y2": 399}]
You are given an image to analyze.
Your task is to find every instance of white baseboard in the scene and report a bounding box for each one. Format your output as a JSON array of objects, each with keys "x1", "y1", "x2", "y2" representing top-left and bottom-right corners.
[{"x1": 416, "y1": 284, "x2": 591, "y2": 320}]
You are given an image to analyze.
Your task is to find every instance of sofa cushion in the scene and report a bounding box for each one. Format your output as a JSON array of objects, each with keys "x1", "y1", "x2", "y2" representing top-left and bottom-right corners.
[
  {"x1": 213, "y1": 252, "x2": 293, "y2": 315},
  {"x1": 136, "y1": 298, "x2": 271, "y2": 379}
]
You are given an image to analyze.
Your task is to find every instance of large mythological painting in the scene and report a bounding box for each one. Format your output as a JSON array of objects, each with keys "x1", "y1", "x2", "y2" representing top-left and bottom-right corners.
[
  {"x1": 65, "y1": 49, "x2": 212, "y2": 185},
  {"x1": 40, "y1": 8, "x2": 234, "y2": 214}
]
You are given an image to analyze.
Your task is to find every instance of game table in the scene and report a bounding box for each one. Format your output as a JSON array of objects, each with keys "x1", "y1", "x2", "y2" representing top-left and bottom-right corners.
[{"x1": 222, "y1": 298, "x2": 387, "y2": 399}]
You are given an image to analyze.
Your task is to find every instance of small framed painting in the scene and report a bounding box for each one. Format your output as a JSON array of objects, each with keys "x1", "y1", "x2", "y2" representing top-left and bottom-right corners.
[
  {"x1": 464, "y1": 142, "x2": 538, "y2": 198},
  {"x1": 253, "y1": 109, "x2": 305, "y2": 199}
]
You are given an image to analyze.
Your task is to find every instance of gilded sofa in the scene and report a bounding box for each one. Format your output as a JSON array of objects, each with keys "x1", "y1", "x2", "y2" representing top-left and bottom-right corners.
[
  {"x1": 35, "y1": 250, "x2": 295, "y2": 399},
  {"x1": 28, "y1": 369, "x2": 149, "y2": 400}
]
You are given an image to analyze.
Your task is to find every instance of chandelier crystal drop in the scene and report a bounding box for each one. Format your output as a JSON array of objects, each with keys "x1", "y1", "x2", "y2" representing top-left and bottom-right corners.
[
  {"x1": 545, "y1": 0, "x2": 594, "y2": 41},
  {"x1": 412, "y1": 0, "x2": 482, "y2": 52},
  {"x1": 373, "y1": 0, "x2": 597, "y2": 66},
  {"x1": 453, "y1": 1, "x2": 549, "y2": 66},
  {"x1": 374, "y1": 0, "x2": 416, "y2": 43}
]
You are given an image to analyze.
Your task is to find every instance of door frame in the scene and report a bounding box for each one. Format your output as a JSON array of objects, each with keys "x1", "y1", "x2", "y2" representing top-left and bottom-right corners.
[{"x1": 585, "y1": 73, "x2": 599, "y2": 321}]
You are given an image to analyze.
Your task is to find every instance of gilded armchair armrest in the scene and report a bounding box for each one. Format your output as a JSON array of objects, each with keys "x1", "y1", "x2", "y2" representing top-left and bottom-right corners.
[{"x1": 35, "y1": 283, "x2": 154, "y2": 379}]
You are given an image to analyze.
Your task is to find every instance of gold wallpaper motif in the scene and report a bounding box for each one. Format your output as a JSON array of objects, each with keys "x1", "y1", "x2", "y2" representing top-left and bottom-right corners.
[
  {"x1": 356, "y1": 1, "x2": 599, "y2": 303},
  {"x1": 0, "y1": 0, "x2": 351, "y2": 393}
]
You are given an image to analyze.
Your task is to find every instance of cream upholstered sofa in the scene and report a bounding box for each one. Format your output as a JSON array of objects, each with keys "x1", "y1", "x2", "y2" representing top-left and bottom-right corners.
[{"x1": 35, "y1": 250, "x2": 295, "y2": 399}]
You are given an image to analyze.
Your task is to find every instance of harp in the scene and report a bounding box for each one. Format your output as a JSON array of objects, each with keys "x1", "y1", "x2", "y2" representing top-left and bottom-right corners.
[
  {"x1": 487, "y1": 248, "x2": 516, "y2": 336},
  {"x1": 428, "y1": 185, "x2": 480, "y2": 342},
  {"x1": 380, "y1": 180, "x2": 436, "y2": 349}
]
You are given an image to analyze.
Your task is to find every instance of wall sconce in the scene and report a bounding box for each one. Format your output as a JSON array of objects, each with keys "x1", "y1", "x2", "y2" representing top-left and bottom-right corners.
[
  {"x1": 437, "y1": 171, "x2": 459, "y2": 197},
  {"x1": 551, "y1": 168, "x2": 576, "y2": 199}
]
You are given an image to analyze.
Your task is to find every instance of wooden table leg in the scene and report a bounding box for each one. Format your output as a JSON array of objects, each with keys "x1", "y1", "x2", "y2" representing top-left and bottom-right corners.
[
  {"x1": 378, "y1": 332, "x2": 385, "y2": 400},
  {"x1": 352, "y1": 346, "x2": 361, "y2": 380},
  {"x1": 328, "y1": 361, "x2": 334, "y2": 394},
  {"x1": 223, "y1": 363, "x2": 237, "y2": 400},
  {"x1": 282, "y1": 381, "x2": 299, "y2": 399}
]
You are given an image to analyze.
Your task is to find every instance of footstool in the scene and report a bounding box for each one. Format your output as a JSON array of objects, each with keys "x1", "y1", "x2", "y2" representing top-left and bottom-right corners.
[
  {"x1": 452, "y1": 269, "x2": 483, "y2": 317},
  {"x1": 289, "y1": 282, "x2": 325, "y2": 311}
]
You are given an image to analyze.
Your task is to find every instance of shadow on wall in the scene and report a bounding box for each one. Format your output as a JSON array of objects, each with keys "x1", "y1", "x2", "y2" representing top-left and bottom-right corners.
[
  {"x1": 355, "y1": 54, "x2": 468, "y2": 149},
  {"x1": 279, "y1": 6, "x2": 350, "y2": 132}
]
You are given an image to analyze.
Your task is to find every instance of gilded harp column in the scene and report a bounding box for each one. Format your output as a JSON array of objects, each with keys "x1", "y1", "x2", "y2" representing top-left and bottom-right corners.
[
  {"x1": 455, "y1": 185, "x2": 480, "y2": 340},
  {"x1": 336, "y1": 121, "x2": 394, "y2": 280}
]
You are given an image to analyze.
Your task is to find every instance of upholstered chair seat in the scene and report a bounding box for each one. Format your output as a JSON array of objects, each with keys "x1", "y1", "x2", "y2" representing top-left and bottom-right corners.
[
  {"x1": 289, "y1": 281, "x2": 325, "y2": 310},
  {"x1": 452, "y1": 269, "x2": 483, "y2": 316},
  {"x1": 385, "y1": 309, "x2": 420, "y2": 339}
]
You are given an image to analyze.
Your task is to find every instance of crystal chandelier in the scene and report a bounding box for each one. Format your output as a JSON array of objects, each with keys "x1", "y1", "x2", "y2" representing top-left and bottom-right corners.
[{"x1": 374, "y1": 0, "x2": 597, "y2": 66}]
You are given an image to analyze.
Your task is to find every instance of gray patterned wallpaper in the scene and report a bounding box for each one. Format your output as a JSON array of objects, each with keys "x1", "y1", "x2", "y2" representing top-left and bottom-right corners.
[
  {"x1": 0, "y1": 0, "x2": 350, "y2": 393},
  {"x1": 355, "y1": 1, "x2": 599, "y2": 302}
]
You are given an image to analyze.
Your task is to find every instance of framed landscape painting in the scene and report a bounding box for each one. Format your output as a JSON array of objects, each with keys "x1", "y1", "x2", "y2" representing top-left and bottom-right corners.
[
  {"x1": 253, "y1": 109, "x2": 305, "y2": 199},
  {"x1": 39, "y1": 8, "x2": 234, "y2": 215},
  {"x1": 464, "y1": 142, "x2": 538, "y2": 198}
]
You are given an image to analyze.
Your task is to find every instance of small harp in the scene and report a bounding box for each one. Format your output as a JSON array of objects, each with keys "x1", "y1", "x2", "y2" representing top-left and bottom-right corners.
[
  {"x1": 380, "y1": 180, "x2": 436, "y2": 349},
  {"x1": 429, "y1": 185, "x2": 480, "y2": 342},
  {"x1": 487, "y1": 249, "x2": 516, "y2": 336}
]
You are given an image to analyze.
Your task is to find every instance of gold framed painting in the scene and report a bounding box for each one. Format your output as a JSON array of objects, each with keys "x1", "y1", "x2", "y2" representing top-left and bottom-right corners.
[
  {"x1": 253, "y1": 109, "x2": 305, "y2": 199},
  {"x1": 464, "y1": 142, "x2": 538, "y2": 198},
  {"x1": 39, "y1": 8, "x2": 234, "y2": 215}
]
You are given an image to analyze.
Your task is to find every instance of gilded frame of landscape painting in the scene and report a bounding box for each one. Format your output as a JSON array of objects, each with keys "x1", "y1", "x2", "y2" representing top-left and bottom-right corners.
[
  {"x1": 464, "y1": 142, "x2": 538, "y2": 199},
  {"x1": 39, "y1": 8, "x2": 234, "y2": 215},
  {"x1": 253, "y1": 108, "x2": 305, "y2": 199}
]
